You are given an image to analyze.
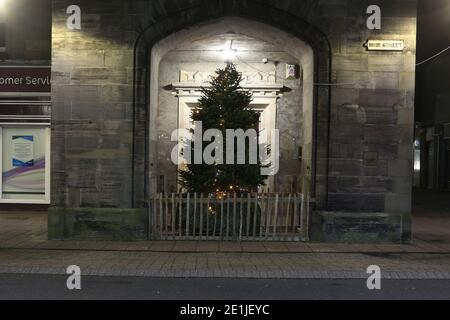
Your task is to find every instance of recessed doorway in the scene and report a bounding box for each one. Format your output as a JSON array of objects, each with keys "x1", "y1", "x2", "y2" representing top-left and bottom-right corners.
[{"x1": 148, "y1": 17, "x2": 314, "y2": 196}]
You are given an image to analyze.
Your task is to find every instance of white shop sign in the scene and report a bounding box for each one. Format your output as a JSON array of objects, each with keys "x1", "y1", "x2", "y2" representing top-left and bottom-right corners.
[{"x1": 366, "y1": 40, "x2": 405, "y2": 51}]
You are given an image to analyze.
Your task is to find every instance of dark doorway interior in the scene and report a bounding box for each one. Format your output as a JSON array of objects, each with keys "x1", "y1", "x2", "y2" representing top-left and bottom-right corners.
[
  {"x1": 445, "y1": 140, "x2": 450, "y2": 191},
  {"x1": 412, "y1": 0, "x2": 450, "y2": 243},
  {"x1": 412, "y1": 188, "x2": 450, "y2": 244}
]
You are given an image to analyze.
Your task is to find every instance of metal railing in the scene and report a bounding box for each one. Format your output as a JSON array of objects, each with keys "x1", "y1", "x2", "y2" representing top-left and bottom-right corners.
[{"x1": 148, "y1": 193, "x2": 310, "y2": 241}]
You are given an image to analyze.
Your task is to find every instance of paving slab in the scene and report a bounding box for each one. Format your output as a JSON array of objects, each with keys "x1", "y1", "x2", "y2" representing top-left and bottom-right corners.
[
  {"x1": 1, "y1": 198, "x2": 450, "y2": 254},
  {"x1": 0, "y1": 249, "x2": 449, "y2": 279}
]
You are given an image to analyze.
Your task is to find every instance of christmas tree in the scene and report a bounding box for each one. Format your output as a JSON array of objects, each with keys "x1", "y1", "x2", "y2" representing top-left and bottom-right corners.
[{"x1": 179, "y1": 63, "x2": 267, "y2": 194}]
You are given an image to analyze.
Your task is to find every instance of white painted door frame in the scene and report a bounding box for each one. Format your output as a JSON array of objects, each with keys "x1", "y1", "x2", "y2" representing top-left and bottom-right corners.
[{"x1": 172, "y1": 81, "x2": 283, "y2": 192}]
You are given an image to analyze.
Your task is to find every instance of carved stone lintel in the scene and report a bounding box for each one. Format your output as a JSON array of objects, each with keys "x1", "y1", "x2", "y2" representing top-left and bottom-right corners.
[{"x1": 180, "y1": 70, "x2": 277, "y2": 85}]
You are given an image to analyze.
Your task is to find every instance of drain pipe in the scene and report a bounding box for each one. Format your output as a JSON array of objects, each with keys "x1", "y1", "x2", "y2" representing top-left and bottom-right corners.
[
  {"x1": 131, "y1": 28, "x2": 147, "y2": 208},
  {"x1": 311, "y1": 38, "x2": 333, "y2": 211}
]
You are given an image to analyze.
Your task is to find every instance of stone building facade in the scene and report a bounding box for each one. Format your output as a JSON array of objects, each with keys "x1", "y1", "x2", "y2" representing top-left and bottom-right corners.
[{"x1": 48, "y1": 0, "x2": 417, "y2": 242}]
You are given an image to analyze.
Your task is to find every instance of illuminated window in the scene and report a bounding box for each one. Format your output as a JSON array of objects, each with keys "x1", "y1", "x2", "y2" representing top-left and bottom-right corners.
[{"x1": 0, "y1": 126, "x2": 50, "y2": 204}]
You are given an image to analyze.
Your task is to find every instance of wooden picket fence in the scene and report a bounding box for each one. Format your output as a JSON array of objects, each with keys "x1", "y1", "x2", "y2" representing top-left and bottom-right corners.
[{"x1": 148, "y1": 193, "x2": 310, "y2": 241}]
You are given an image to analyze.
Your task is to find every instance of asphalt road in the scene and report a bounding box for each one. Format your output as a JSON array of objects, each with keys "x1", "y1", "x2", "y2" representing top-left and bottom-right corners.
[{"x1": 0, "y1": 274, "x2": 449, "y2": 300}]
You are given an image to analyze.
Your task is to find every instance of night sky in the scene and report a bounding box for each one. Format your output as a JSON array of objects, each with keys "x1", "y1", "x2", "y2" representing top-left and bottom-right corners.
[{"x1": 417, "y1": 0, "x2": 450, "y2": 60}]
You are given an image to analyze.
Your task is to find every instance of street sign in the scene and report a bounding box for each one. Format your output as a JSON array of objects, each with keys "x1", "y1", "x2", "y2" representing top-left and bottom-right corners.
[{"x1": 365, "y1": 40, "x2": 405, "y2": 51}]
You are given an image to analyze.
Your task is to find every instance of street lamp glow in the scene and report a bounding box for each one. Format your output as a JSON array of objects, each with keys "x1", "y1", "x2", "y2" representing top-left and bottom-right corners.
[
  {"x1": 220, "y1": 48, "x2": 237, "y2": 61},
  {"x1": 0, "y1": 0, "x2": 8, "y2": 14},
  {"x1": 219, "y1": 40, "x2": 237, "y2": 62}
]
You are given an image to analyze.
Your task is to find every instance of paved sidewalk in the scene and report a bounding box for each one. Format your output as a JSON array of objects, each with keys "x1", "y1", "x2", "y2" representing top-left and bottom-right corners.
[
  {"x1": 1, "y1": 249, "x2": 450, "y2": 280},
  {"x1": 1, "y1": 211, "x2": 450, "y2": 253},
  {"x1": 1, "y1": 190, "x2": 450, "y2": 280}
]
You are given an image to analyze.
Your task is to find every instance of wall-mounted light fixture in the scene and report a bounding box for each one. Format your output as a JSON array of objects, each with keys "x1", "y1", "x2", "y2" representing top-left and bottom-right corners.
[
  {"x1": 286, "y1": 64, "x2": 301, "y2": 79},
  {"x1": 220, "y1": 40, "x2": 237, "y2": 62}
]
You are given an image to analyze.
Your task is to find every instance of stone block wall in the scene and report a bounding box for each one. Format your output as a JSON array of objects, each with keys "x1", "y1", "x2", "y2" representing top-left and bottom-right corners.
[
  {"x1": 324, "y1": 0, "x2": 417, "y2": 213},
  {"x1": 48, "y1": 207, "x2": 147, "y2": 240},
  {"x1": 51, "y1": 0, "x2": 417, "y2": 218},
  {"x1": 52, "y1": 0, "x2": 136, "y2": 208}
]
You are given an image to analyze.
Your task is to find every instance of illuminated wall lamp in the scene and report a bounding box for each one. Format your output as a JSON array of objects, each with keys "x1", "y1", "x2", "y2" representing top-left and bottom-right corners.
[
  {"x1": 220, "y1": 40, "x2": 237, "y2": 62},
  {"x1": 220, "y1": 48, "x2": 237, "y2": 62}
]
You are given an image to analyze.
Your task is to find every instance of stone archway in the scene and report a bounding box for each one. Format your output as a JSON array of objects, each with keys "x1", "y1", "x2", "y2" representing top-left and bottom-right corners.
[
  {"x1": 149, "y1": 17, "x2": 314, "y2": 196},
  {"x1": 131, "y1": 2, "x2": 331, "y2": 209}
]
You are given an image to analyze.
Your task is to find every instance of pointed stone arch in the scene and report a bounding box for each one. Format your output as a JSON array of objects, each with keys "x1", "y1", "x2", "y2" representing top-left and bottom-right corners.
[{"x1": 131, "y1": 0, "x2": 331, "y2": 209}]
